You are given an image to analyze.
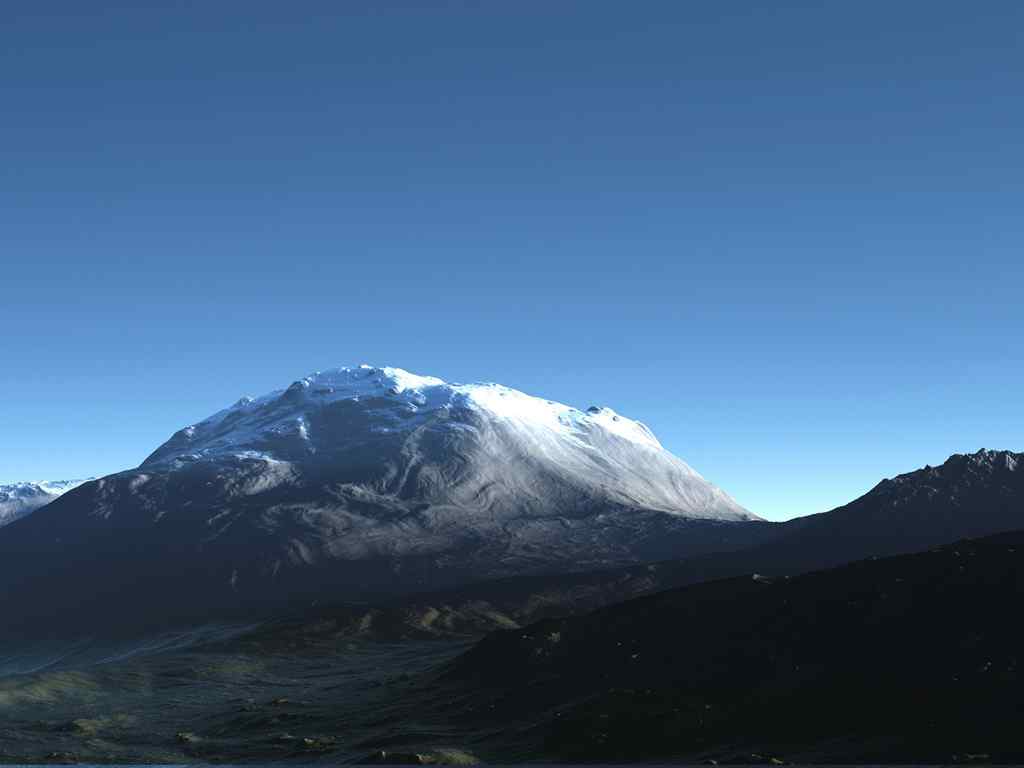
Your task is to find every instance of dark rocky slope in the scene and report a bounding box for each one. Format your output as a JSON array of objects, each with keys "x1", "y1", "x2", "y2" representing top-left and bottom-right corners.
[
  {"x1": 3, "y1": 531, "x2": 1021, "y2": 764},
  {"x1": 445, "y1": 528, "x2": 1024, "y2": 763},
  {"x1": 766, "y1": 448, "x2": 1024, "y2": 568}
]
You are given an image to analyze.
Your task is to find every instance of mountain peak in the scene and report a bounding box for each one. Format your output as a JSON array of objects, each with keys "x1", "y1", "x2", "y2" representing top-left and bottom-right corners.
[
  {"x1": 952, "y1": 448, "x2": 1020, "y2": 471},
  {"x1": 874, "y1": 449, "x2": 1021, "y2": 490},
  {"x1": 829, "y1": 449, "x2": 1024, "y2": 544},
  {"x1": 146, "y1": 364, "x2": 672, "y2": 468},
  {"x1": 0, "y1": 366, "x2": 763, "y2": 633},
  {"x1": 134, "y1": 362, "x2": 754, "y2": 528}
]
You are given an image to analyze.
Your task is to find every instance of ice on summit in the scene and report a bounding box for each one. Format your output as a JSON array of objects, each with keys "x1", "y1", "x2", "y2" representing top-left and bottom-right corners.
[
  {"x1": 141, "y1": 364, "x2": 755, "y2": 523},
  {"x1": 173, "y1": 365, "x2": 665, "y2": 456}
]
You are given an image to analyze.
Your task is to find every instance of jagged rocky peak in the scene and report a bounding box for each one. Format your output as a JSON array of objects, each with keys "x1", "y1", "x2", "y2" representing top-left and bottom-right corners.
[
  {"x1": 882, "y1": 449, "x2": 1022, "y2": 487},
  {"x1": 953, "y1": 448, "x2": 1020, "y2": 472},
  {"x1": 842, "y1": 449, "x2": 1024, "y2": 532}
]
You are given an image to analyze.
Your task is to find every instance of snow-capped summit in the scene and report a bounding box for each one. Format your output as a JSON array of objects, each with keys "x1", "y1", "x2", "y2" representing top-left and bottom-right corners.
[
  {"x1": 142, "y1": 365, "x2": 753, "y2": 521},
  {"x1": 147, "y1": 364, "x2": 665, "y2": 464},
  {"x1": 0, "y1": 479, "x2": 91, "y2": 526}
]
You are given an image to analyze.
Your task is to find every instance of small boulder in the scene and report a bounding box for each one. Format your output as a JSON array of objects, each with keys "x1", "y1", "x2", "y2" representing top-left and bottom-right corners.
[
  {"x1": 365, "y1": 750, "x2": 434, "y2": 764},
  {"x1": 46, "y1": 752, "x2": 78, "y2": 764}
]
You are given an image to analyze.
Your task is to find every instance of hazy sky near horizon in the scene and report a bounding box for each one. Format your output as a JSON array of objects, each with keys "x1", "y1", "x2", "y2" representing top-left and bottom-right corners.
[{"x1": 2, "y1": 1, "x2": 1022, "y2": 519}]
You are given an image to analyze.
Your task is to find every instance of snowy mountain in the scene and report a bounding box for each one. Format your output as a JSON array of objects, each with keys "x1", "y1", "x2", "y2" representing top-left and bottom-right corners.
[
  {"x1": 0, "y1": 479, "x2": 90, "y2": 526},
  {"x1": 143, "y1": 365, "x2": 755, "y2": 522},
  {"x1": 0, "y1": 365, "x2": 767, "y2": 637}
]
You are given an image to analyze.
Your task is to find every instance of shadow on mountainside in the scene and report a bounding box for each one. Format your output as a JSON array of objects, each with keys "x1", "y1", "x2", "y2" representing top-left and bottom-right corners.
[{"x1": 440, "y1": 528, "x2": 1024, "y2": 763}]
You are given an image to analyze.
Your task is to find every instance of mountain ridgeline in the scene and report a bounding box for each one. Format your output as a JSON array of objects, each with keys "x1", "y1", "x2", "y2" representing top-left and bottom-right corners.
[{"x1": 627, "y1": 447, "x2": 1024, "y2": 591}]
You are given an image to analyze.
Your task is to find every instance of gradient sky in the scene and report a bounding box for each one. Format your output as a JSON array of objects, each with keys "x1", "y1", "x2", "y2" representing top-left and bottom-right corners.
[{"x1": 2, "y1": 1, "x2": 1022, "y2": 520}]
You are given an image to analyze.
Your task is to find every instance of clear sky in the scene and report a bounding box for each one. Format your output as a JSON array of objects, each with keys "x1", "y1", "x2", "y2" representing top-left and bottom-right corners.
[{"x1": 2, "y1": 1, "x2": 1022, "y2": 519}]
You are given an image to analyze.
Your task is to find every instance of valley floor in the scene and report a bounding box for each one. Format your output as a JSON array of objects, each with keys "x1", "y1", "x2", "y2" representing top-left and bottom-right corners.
[
  {"x1": 4, "y1": 528, "x2": 1024, "y2": 764},
  {"x1": 0, "y1": 638, "x2": 475, "y2": 764}
]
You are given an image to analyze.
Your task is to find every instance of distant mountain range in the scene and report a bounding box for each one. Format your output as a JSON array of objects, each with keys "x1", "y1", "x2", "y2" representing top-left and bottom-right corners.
[{"x1": 0, "y1": 479, "x2": 90, "y2": 526}]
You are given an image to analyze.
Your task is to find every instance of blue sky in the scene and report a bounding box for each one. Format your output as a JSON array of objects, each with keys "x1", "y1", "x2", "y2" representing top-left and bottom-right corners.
[{"x1": 2, "y1": 1, "x2": 1022, "y2": 519}]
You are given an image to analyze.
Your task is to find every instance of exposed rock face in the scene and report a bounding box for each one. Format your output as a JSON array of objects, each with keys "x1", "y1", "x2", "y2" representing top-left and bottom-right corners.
[{"x1": 766, "y1": 448, "x2": 1024, "y2": 569}]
